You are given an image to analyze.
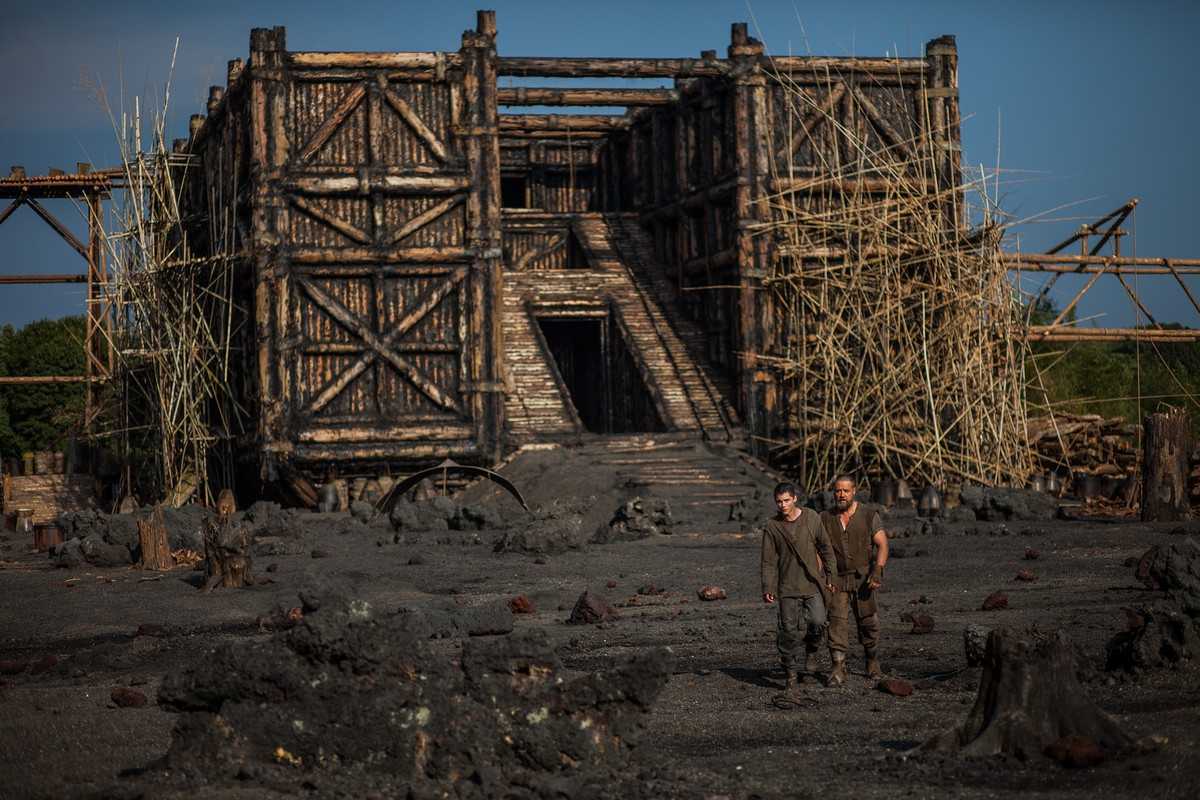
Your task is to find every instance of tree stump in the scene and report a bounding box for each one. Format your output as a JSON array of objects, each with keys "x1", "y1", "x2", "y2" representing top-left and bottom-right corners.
[
  {"x1": 923, "y1": 627, "x2": 1132, "y2": 761},
  {"x1": 1142, "y1": 407, "x2": 1191, "y2": 522},
  {"x1": 202, "y1": 490, "x2": 253, "y2": 590},
  {"x1": 137, "y1": 505, "x2": 174, "y2": 571}
]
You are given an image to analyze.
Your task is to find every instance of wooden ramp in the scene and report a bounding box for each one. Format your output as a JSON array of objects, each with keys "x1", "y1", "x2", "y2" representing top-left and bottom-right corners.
[{"x1": 502, "y1": 213, "x2": 736, "y2": 445}]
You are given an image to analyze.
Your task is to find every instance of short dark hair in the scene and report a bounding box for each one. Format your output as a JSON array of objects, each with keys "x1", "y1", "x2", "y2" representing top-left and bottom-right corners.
[
  {"x1": 832, "y1": 474, "x2": 856, "y2": 488},
  {"x1": 774, "y1": 482, "x2": 799, "y2": 498}
]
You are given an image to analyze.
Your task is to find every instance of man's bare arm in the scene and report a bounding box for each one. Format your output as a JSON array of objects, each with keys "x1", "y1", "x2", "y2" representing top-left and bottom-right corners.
[{"x1": 869, "y1": 528, "x2": 888, "y2": 589}]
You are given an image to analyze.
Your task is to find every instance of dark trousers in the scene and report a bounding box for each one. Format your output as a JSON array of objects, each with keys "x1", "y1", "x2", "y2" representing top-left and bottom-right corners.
[{"x1": 777, "y1": 593, "x2": 827, "y2": 668}]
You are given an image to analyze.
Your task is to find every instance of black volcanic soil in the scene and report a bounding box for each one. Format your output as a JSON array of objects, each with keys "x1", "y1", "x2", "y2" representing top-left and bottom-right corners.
[{"x1": 1, "y1": 446, "x2": 1198, "y2": 799}]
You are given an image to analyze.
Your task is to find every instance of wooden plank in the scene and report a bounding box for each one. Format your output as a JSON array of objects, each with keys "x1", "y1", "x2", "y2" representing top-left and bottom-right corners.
[
  {"x1": 296, "y1": 83, "x2": 366, "y2": 161},
  {"x1": 849, "y1": 84, "x2": 914, "y2": 158}
]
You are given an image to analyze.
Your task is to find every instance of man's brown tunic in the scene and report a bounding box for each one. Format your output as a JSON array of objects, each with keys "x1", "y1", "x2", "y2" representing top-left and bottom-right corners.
[{"x1": 761, "y1": 509, "x2": 835, "y2": 598}]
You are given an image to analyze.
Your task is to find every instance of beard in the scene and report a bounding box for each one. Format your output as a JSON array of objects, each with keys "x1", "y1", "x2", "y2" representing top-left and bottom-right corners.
[{"x1": 834, "y1": 497, "x2": 853, "y2": 512}]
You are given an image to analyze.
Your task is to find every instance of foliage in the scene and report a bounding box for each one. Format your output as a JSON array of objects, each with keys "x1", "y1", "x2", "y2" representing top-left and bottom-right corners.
[
  {"x1": 1028, "y1": 327, "x2": 1200, "y2": 436},
  {"x1": 0, "y1": 316, "x2": 87, "y2": 457}
]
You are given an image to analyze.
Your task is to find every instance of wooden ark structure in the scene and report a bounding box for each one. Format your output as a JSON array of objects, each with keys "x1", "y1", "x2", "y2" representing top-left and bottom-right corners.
[{"x1": 177, "y1": 10, "x2": 961, "y2": 489}]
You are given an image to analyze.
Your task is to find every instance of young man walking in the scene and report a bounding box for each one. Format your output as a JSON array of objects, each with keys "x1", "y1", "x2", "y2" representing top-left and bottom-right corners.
[
  {"x1": 761, "y1": 482, "x2": 836, "y2": 692},
  {"x1": 821, "y1": 475, "x2": 890, "y2": 685}
]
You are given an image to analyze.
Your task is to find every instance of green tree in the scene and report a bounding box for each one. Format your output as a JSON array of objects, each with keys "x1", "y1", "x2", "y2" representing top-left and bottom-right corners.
[{"x1": 0, "y1": 316, "x2": 87, "y2": 457}]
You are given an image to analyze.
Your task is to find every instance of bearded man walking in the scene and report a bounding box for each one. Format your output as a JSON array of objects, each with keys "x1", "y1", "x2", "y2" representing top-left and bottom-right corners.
[{"x1": 821, "y1": 475, "x2": 890, "y2": 685}]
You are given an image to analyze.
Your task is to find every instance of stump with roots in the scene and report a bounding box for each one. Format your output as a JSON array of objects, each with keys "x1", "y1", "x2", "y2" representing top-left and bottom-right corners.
[
  {"x1": 202, "y1": 489, "x2": 253, "y2": 590},
  {"x1": 924, "y1": 627, "x2": 1133, "y2": 761}
]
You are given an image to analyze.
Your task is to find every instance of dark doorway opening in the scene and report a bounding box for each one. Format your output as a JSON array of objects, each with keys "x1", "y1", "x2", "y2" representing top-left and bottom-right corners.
[
  {"x1": 537, "y1": 314, "x2": 664, "y2": 434},
  {"x1": 501, "y1": 175, "x2": 527, "y2": 208}
]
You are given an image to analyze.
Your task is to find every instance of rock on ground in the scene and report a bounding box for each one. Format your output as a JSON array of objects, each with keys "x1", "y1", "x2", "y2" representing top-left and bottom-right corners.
[{"x1": 149, "y1": 592, "x2": 671, "y2": 796}]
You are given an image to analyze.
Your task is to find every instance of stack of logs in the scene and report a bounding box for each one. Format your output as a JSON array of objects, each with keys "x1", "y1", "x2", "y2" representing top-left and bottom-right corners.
[{"x1": 1027, "y1": 414, "x2": 1139, "y2": 476}]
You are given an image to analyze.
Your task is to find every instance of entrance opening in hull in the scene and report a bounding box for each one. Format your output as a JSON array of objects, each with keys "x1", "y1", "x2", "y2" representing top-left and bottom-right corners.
[{"x1": 537, "y1": 314, "x2": 665, "y2": 434}]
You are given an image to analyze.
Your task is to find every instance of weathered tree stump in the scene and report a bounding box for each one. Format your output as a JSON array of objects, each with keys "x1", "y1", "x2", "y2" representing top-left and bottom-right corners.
[
  {"x1": 1142, "y1": 407, "x2": 1191, "y2": 522},
  {"x1": 137, "y1": 505, "x2": 174, "y2": 571},
  {"x1": 202, "y1": 490, "x2": 253, "y2": 591},
  {"x1": 924, "y1": 627, "x2": 1132, "y2": 761}
]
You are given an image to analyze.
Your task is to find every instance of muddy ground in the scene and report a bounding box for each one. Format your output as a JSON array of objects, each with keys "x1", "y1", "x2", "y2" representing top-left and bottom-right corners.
[{"x1": 0, "y1": 441, "x2": 1198, "y2": 799}]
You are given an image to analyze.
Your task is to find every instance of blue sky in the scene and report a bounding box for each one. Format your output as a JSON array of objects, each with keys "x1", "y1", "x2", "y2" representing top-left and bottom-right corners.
[{"x1": 1, "y1": 0, "x2": 1196, "y2": 329}]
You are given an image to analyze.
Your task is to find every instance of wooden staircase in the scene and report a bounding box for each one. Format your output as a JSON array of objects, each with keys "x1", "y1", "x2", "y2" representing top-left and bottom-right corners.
[{"x1": 502, "y1": 213, "x2": 737, "y2": 446}]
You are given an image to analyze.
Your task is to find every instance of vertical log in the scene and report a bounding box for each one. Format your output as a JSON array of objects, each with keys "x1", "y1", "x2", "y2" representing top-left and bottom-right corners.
[
  {"x1": 249, "y1": 27, "x2": 287, "y2": 481},
  {"x1": 729, "y1": 23, "x2": 770, "y2": 456},
  {"x1": 461, "y1": 10, "x2": 505, "y2": 465},
  {"x1": 1141, "y1": 408, "x2": 1191, "y2": 522},
  {"x1": 924, "y1": 36, "x2": 961, "y2": 228}
]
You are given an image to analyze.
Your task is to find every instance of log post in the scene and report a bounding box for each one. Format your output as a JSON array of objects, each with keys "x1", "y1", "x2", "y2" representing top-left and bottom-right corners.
[
  {"x1": 728, "y1": 23, "x2": 772, "y2": 456},
  {"x1": 249, "y1": 26, "x2": 287, "y2": 482},
  {"x1": 461, "y1": 10, "x2": 506, "y2": 466},
  {"x1": 923, "y1": 36, "x2": 961, "y2": 228},
  {"x1": 1141, "y1": 407, "x2": 1191, "y2": 521},
  {"x1": 137, "y1": 506, "x2": 174, "y2": 571}
]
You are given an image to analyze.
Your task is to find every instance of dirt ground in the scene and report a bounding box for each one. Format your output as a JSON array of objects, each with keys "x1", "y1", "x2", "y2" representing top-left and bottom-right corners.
[{"x1": 1, "y1": 442, "x2": 1198, "y2": 799}]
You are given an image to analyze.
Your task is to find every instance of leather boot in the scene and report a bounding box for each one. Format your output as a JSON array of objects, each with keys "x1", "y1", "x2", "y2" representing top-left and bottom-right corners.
[
  {"x1": 865, "y1": 649, "x2": 882, "y2": 679},
  {"x1": 828, "y1": 653, "x2": 847, "y2": 686}
]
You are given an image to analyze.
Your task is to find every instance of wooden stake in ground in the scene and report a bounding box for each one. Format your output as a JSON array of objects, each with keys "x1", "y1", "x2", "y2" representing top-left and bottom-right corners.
[
  {"x1": 137, "y1": 505, "x2": 174, "y2": 570},
  {"x1": 1141, "y1": 407, "x2": 1192, "y2": 522},
  {"x1": 923, "y1": 627, "x2": 1133, "y2": 761},
  {"x1": 202, "y1": 489, "x2": 253, "y2": 590}
]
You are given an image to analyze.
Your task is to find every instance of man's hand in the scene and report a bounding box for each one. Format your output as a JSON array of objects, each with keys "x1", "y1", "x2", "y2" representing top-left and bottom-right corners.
[
  {"x1": 763, "y1": 592, "x2": 776, "y2": 604},
  {"x1": 868, "y1": 575, "x2": 882, "y2": 590},
  {"x1": 826, "y1": 583, "x2": 835, "y2": 594}
]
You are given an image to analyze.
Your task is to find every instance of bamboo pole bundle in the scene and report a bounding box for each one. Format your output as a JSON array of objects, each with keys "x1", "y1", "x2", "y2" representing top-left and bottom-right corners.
[
  {"x1": 95, "y1": 44, "x2": 247, "y2": 505},
  {"x1": 755, "y1": 65, "x2": 1034, "y2": 491}
]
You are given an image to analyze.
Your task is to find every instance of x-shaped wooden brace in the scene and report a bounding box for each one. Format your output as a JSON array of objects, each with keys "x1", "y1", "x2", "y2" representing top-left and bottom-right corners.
[{"x1": 298, "y1": 266, "x2": 468, "y2": 416}]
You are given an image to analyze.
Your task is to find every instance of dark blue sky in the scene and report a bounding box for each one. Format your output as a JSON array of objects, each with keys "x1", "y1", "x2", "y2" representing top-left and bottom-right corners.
[{"x1": 1, "y1": 0, "x2": 1196, "y2": 329}]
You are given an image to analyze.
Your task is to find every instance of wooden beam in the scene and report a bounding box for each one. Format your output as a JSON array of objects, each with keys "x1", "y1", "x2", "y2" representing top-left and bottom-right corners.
[
  {"x1": 289, "y1": 51, "x2": 462, "y2": 70},
  {"x1": 288, "y1": 246, "x2": 472, "y2": 264},
  {"x1": 498, "y1": 56, "x2": 728, "y2": 78},
  {"x1": 0, "y1": 273, "x2": 87, "y2": 284},
  {"x1": 499, "y1": 114, "x2": 628, "y2": 132},
  {"x1": 0, "y1": 375, "x2": 92, "y2": 384},
  {"x1": 1027, "y1": 327, "x2": 1200, "y2": 343},
  {"x1": 285, "y1": 174, "x2": 469, "y2": 194},
  {"x1": 382, "y1": 86, "x2": 449, "y2": 162},
  {"x1": 297, "y1": 83, "x2": 366, "y2": 161},
  {"x1": 774, "y1": 83, "x2": 846, "y2": 164},
  {"x1": 25, "y1": 198, "x2": 87, "y2": 259},
  {"x1": 387, "y1": 193, "x2": 465, "y2": 245},
  {"x1": 497, "y1": 87, "x2": 678, "y2": 106},
  {"x1": 765, "y1": 55, "x2": 927, "y2": 74},
  {"x1": 1003, "y1": 253, "x2": 1200, "y2": 270},
  {"x1": 289, "y1": 195, "x2": 372, "y2": 244}
]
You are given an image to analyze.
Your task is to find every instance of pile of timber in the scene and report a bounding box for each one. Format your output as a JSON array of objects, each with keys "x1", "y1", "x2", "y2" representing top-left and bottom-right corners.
[{"x1": 1027, "y1": 414, "x2": 1139, "y2": 474}]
